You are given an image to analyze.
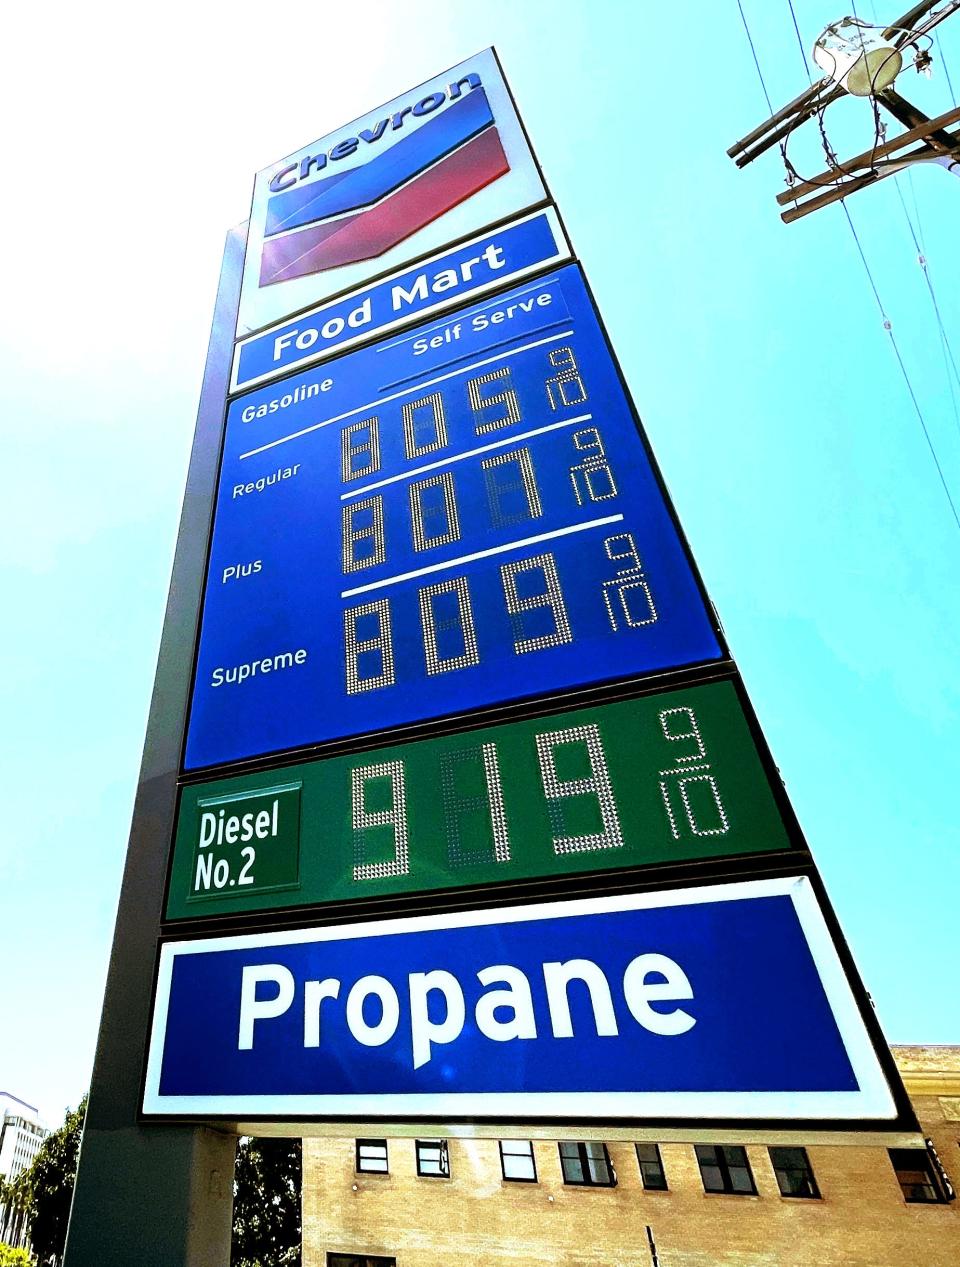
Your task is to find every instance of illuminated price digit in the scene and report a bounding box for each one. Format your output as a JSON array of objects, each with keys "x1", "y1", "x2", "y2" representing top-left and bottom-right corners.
[
  {"x1": 419, "y1": 576, "x2": 480, "y2": 674},
  {"x1": 569, "y1": 428, "x2": 618, "y2": 505},
  {"x1": 481, "y1": 447, "x2": 542, "y2": 528},
  {"x1": 341, "y1": 417, "x2": 381, "y2": 482},
  {"x1": 501, "y1": 552, "x2": 573, "y2": 654},
  {"x1": 402, "y1": 391, "x2": 448, "y2": 458},
  {"x1": 535, "y1": 723, "x2": 623, "y2": 855},
  {"x1": 409, "y1": 470, "x2": 461, "y2": 552},
  {"x1": 351, "y1": 760, "x2": 409, "y2": 881},
  {"x1": 658, "y1": 706, "x2": 729, "y2": 839},
  {"x1": 544, "y1": 346, "x2": 588, "y2": 410},
  {"x1": 344, "y1": 598, "x2": 395, "y2": 694},
  {"x1": 660, "y1": 706, "x2": 707, "y2": 763},
  {"x1": 467, "y1": 366, "x2": 522, "y2": 434},
  {"x1": 601, "y1": 533, "x2": 657, "y2": 631},
  {"x1": 342, "y1": 496, "x2": 386, "y2": 573},
  {"x1": 440, "y1": 742, "x2": 511, "y2": 868}
]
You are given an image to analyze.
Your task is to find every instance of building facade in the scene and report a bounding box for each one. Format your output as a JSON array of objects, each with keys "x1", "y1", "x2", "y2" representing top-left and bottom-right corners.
[
  {"x1": 302, "y1": 1046, "x2": 959, "y2": 1267},
  {"x1": 0, "y1": 1092, "x2": 47, "y2": 1249}
]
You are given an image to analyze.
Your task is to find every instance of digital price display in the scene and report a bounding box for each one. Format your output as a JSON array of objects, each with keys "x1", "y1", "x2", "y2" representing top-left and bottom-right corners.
[
  {"x1": 168, "y1": 679, "x2": 792, "y2": 920},
  {"x1": 185, "y1": 264, "x2": 723, "y2": 770}
]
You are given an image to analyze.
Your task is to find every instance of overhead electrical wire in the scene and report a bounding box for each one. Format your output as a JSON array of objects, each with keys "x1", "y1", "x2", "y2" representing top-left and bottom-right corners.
[
  {"x1": 736, "y1": 0, "x2": 960, "y2": 535},
  {"x1": 840, "y1": 198, "x2": 960, "y2": 533},
  {"x1": 736, "y1": 0, "x2": 776, "y2": 114},
  {"x1": 892, "y1": 176, "x2": 960, "y2": 438},
  {"x1": 786, "y1": 0, "x2": 812, "y2": 82},
  {"x1": 935, "y1": 30, "x2": 958, "y2": 103}
]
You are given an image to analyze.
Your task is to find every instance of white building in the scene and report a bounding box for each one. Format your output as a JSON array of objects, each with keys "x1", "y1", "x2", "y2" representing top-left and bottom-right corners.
[{"x1": 0, "y1": 1092, "x2": 47, "y2": 1249}]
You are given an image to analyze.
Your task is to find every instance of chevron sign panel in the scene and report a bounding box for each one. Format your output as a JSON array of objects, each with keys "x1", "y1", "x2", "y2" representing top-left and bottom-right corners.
[{"x1": 238, "y1": 49, "x2": 547, "y2": 337}]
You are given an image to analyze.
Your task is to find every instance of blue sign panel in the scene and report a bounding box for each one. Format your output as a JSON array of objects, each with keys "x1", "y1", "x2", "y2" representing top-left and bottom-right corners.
[
  {"x1": 233, "y1": 208, "x2": 571, "y2": 391},
  {"x1": 185, "y1": 264, "x2": 723, "y2": 770},
  {"x1": 143, "y1": 878, "x2": 896, "y2": 1120}
]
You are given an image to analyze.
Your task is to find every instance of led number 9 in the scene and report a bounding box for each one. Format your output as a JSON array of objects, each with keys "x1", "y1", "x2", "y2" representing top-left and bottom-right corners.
[
  {"x1": 351, "y1": 760, "x2": 409, "y2": 881},
  {"x1": 536, "y1": 723, "x2": 623, "y2": 855}
]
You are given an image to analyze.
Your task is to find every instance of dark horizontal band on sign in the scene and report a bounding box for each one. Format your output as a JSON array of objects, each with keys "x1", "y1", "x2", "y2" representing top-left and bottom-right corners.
[
  {"x1": 187, "y1": 263, "x2": 722, "y2": 772},
  {"x1": 167, "y1": 679, "x2": 794, "y2": 922},
  {"x1": 143, "y1": 877, "x2": 897, "y2": 1123}
]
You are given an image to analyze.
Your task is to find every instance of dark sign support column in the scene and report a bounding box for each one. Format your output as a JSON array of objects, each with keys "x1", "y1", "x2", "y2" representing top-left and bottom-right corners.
[{"x1": 61, "y1": 229, "x2": 245, "y2": 1267}]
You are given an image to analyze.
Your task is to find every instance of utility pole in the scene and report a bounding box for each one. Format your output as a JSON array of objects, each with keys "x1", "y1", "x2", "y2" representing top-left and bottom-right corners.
[{"x1": 729, "y1": 1, "x2": 960, "y2": 221}]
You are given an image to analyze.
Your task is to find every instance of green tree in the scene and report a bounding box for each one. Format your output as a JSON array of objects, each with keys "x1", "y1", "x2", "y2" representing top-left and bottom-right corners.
[
  {"x1": 0, "y1": 1243, "x2": 36, "y2": 1266},
  {"x1": 231, "y1": 1137, "x2": 301, "y2": 1267},
  {"x1": 16, "y1": 1098, "x2": 85, "y2": 1267},
  {"x1": 1, "y1": 1169, "x2": 29, "y2": 1250}
]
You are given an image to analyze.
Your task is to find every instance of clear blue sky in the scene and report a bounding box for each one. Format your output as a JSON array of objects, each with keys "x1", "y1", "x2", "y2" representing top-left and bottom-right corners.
[{"x1": 1, "y1": 0, "x2": 958, "y2": 1127}]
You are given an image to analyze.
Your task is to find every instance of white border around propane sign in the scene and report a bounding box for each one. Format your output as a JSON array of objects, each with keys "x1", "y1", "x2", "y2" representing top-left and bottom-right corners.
[{"x1": 143, "y1": 877, "x2": 897, "y2": 1122}]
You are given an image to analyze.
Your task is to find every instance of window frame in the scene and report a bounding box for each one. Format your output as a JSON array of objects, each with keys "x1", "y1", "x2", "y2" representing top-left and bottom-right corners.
[
  {"x1": 635, "y1": 1142, "x2": 668, "y2": 1192},
  {"x1": 769, "y1": 1145, "x2": 820, "y2": 1199},
  {"x1": 889, "y1": 1147, "x2": 951, "y2": 1204},
  {"x1": 499, "y1": 1139, "x2": 538, "y2": 1183},
  {"x1": 355, "y1": 1138, "x2": 389, "y2": 1175},
  {"x1": 415, "y1": 1138, "x2": 450, "y2": 1179},
  {"x1": 694, "y1": 1144, "x2": 757, "y2": 1196},
  {"x1": 326, "y1": 1255, "x2": 397, "y2": 1267},
  {"x1": 558, "y1": 1140, "x2": 617, "y2": 1188}
]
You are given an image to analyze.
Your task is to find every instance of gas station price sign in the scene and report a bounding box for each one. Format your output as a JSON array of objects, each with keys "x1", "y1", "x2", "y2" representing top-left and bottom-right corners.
[
  {"x1": 184, "y1": 264, "x2": 723, "y2": 771},
  {"x1": 168, "y1": 678, "x2": 792, "y2": 920}
]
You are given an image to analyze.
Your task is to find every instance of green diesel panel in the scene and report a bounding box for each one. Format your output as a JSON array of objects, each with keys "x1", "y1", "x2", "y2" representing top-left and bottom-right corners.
[
  {"x1": 165, "y1": 680, "x2": 792, "y2": 920},
  {"x1": 187, "y1": 782, "x2": 301, "y2": 903}
]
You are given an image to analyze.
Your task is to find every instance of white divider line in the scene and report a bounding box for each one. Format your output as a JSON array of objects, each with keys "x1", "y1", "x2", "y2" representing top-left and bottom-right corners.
[
  {"x1": 342, "y1": 413, "x2": 592, "y2": 500},
  {"x1": 341, "y1": 513, "x2": 624, "y2": 599},
  {"x1": 238, "y1": 329, "x2": 575, "y2": 460}
]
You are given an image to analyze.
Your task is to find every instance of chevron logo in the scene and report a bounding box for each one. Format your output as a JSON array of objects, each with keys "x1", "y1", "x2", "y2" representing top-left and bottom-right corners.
[{"x1": 260, "y1": 87, "x2": 510, "y2": 287}]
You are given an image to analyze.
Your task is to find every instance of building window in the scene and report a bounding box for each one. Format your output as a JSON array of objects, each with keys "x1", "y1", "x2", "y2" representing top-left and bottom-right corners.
[
  {"x1": 559, "y1": 1141, "x2": 616, "y2": 1187},
  {"x1": 635, "y1": 1142, "x2": 668, "y2": 1191},
  {"x1": 355, "y1": 1139, "x2": 388, "y2": 1174},
  {"x1": 769, "y1": 1146, "x2": 820, "y2": 1198},
  {"x1": 327, "y1": 1257, "x2": 396, "y2": 1267},
  {"x1": 500, "y1": 1140, "x2": 537, "y2": 1182},
  {"x1": 416, "y1": 1139, "x2": 450, "y2": 1178},
  {"x1": 889, "y1": 1148, "x2": 950, "y2": 1203},
  {"x1": 695, "y1": 1144, "x2": 757, "y2": 1195}
]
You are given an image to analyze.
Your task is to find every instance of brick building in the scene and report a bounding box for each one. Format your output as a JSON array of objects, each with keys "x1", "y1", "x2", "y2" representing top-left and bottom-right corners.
[{"x1": 301, "y1": 1045, "x2": 959, "y2": 1267}]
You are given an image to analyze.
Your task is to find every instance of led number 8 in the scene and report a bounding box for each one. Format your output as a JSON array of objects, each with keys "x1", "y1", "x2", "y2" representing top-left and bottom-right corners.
[
  {"x1": 536, "y1": 723, "x2": 623, "y2": 855},
  {"x1": 351, "y1": 760, "x2": 409, "y2": 881}
]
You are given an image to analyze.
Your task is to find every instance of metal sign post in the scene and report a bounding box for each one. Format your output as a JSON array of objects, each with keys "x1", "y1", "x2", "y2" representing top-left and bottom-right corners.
[{"x1": 62, "y1": 228, "x2": 246, "y2": 1267}]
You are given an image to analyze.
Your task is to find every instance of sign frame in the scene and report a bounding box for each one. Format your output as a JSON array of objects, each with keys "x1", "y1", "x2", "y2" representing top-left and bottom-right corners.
[
  {"x1": 164, "y1": 669, "x2": 806, "y2": 928},
  {"x1": 237, "y1": 47, "x2": 551, "y2": 339},
  {"x1": 141, "y1": 873, "x2": 917, "y2": 1136},
  {"x1": 182, "y1": 260, "x2": 732, "y2": 777}
]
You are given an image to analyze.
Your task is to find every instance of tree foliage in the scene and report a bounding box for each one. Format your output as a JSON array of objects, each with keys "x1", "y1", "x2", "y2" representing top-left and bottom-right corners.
[
  {"x1": 5, "y1": 1103, "x2": 300, "y2": 1266},
  {"x1": 0, "y1": 1244, "x2": 36, "y2": 1266},
  {"x1": 14, "y1": 1098, "x2": 86, "y2": 1266},
  {"x1": 231, "y1": 1137, "x2": 301, "y2": 1267}
]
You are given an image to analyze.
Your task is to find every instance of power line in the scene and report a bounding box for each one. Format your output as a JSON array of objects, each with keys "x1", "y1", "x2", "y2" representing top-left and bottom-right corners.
[
  {"x1": 935, "y1": 30, "x2": 957, "y2": 104},
  {"x1": 737, "y1": 0, "x2": 776, "y2": 114},
  {"x1": 841, "y1": 200, "x2": 960, "y2": 533},
  {"x1": 786, "y1": 0, "x2": 812, "y2": 82},
  {"x1": 892, "y1": 176, "x2": 960, "y2": 437}
]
